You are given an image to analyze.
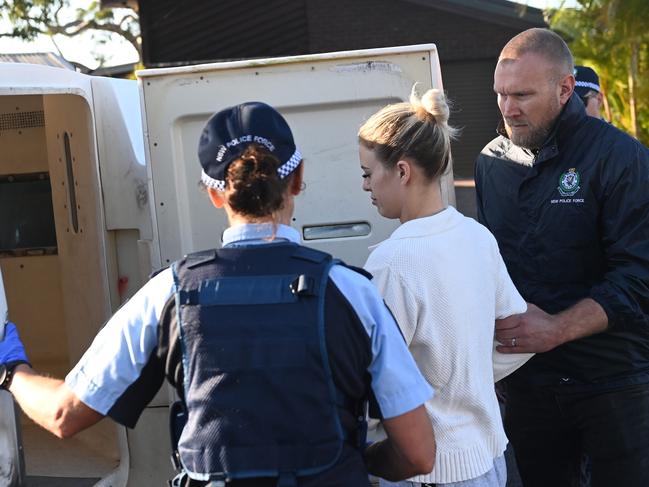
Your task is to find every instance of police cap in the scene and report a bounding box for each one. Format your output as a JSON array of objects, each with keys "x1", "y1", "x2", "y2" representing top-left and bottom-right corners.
[{"x1": 198, "y1": 102, "x2": 302, "y2": 191}]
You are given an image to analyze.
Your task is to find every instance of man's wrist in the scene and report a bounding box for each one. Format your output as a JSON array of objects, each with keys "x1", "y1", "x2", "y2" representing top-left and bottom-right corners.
[
  {"x1": 551, "y1": 313, "x2": 572, "y2": 346},
  {"x1": 554, "y1": 298, "x2": 608, "y2": 345}
]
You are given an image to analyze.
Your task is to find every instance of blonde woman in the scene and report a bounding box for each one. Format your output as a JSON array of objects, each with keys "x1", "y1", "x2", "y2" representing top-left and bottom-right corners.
[{"x1": 358, "y1": 88, "x2": 533, "y2": 487}]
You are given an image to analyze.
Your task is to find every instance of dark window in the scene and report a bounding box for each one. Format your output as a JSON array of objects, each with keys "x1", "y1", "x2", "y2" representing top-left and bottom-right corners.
[{"x1": 0, "y1": 173, "x2": 57, "y2": 255}]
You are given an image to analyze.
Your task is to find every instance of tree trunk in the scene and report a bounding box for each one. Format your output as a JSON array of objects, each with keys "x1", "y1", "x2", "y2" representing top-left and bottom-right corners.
[
  {"x1": 601, "y1": 87, "x2": 613, "y2": 123},
  {"x1": 628, "y1": 41, "x2": 639, "y2": 138}
]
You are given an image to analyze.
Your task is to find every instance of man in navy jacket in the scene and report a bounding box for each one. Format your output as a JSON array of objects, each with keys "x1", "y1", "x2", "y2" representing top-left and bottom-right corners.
[{"x1": 475, "y1": 27, "x2": 649, "y2": 486}]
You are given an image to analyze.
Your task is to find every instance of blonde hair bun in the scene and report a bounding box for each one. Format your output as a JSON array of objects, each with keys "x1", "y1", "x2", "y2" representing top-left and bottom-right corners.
[{"x1": 410, "y1": 86, "x2": 450, "y2": 126}]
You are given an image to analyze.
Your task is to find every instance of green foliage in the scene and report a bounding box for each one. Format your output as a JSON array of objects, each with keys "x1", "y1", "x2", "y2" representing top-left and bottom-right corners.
[
  {"x1": 549, "y1": 0, "x2": 649, "y2": 144},
  {"x1": 0, "y1": 0, "x2": 140, "y2": 66}
]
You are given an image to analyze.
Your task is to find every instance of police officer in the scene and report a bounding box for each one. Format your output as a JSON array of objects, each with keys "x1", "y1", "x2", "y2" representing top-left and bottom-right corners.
[
  {"x1": 476, "y1": 28, "x2": 649, "y2": 487},
  {"x1": 0, "y1": 102, "x2": 435, "y2": 486},
  {"x1": 574, "y1": 65, "x2": 604, "y2": 119}
]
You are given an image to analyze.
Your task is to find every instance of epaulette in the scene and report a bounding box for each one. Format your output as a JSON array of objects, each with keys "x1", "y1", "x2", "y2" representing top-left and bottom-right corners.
[{"x1": 184, "y1": 249, "x2": 218, "y2": 269}]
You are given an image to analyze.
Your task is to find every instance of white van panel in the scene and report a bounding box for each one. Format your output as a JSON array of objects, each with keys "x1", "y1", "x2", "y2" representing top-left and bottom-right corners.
[
  {"x1": 0, "y1": 63, "x2": 92, "y2": 100},
  {"x1": 92, "y1": 77, "x2": 155, "y2": 302},
  {"x1": 139, "y1": 44, "x2": 453, "y2": 267},
  {"x1": 91, "y1": 78, "x2": 150, "y2": 237}
]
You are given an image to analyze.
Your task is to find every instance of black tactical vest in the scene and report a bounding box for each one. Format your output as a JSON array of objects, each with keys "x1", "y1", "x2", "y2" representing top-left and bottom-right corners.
[{"x1": 172, "y1": 242, "x2": 361, "y2": 486}]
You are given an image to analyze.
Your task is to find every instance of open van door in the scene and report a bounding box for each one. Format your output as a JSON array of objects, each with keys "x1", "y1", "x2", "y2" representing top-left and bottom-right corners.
[
  {"x1": 0, "y1": 268, "x2": 26, "y2": 487},
  {"x1": 0, "y1": 64, "x2": 152, "y2": 487},
  {"x1": 138, "y1": 44, "x2": 454, "y2": 267}
]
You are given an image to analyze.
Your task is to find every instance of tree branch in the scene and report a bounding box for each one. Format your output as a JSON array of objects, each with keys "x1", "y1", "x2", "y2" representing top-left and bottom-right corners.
[
  {"x1": 0, "y1": 1, "x2": 142, "y2": 64},
  {"x1": 53, "y1": 0, "x2": 65, "y2": 25},
  {"x1": 51, "y1": 19, "x2": 141, "y2": 57},
  {"x1": 49, "y1": 34, "x2": 65, "y2": 59}
]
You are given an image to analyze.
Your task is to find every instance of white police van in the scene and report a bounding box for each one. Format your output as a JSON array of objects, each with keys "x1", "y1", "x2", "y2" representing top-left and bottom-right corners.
[{"x1": 0, "y1": 44, "x2": 454, "y2": 486}]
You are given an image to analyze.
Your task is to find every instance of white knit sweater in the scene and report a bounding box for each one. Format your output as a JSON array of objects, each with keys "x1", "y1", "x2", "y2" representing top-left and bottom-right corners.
[{"x1": 365, "y1": 206, "x2": 532, "y2": 484}]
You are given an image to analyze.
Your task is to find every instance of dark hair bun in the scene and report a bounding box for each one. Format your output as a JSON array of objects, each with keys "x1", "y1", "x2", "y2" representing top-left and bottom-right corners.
[{"x1": 225, "y1": 145, "x2": 288, "y2": 217}]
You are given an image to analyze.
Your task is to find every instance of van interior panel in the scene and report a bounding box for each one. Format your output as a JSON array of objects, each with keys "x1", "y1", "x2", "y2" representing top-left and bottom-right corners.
[{"x1": 0, "y1": 94, "x2": 121, "y2": 484}]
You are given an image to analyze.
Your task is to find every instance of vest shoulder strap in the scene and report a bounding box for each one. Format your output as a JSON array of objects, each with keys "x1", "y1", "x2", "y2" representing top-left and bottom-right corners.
[
  {"x1": 291, "y1": 245, "x2": 332, "y2": 264},
  {"x1": 184, "y1": 249, "x2": 218, "y2": 269}
]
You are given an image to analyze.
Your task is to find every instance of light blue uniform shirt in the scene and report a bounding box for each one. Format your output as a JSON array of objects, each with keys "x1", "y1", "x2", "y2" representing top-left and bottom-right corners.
[{"x1": 66, "y1": 224, "x2": 433, "y2": 420}]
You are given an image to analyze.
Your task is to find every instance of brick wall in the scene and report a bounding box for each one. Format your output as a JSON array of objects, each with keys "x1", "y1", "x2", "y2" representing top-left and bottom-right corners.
[{"x1": 305, "y1": 0, "x2": 523, "y2": 62}]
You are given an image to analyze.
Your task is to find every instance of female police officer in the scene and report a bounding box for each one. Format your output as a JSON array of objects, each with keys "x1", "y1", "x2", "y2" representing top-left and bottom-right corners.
[{"x1": 0, "y1": 101, "x2": 435, "y2": 486}]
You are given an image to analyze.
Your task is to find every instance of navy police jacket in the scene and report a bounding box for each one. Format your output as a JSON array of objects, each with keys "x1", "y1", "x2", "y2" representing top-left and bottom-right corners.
[{"x1": 475, "y1": 94, "x2": 649, "y2": 388}]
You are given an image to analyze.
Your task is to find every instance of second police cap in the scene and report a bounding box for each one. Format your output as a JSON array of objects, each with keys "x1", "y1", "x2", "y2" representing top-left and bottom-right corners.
[
  {"x1": 574, "y1": 66, "x2": 600, "y2": 98},
  {"x1": 198, "y1": 102, "x2": 302, "y2": 191}
]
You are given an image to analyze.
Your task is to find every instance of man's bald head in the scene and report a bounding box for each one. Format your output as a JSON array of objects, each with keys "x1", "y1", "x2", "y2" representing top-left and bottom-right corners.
[
  {"x1": 494, "y1": 28, "x2": 576, "y2": 149},
  {"x1": 499, "y1": 28, "x2": 574, "y2": 79}
]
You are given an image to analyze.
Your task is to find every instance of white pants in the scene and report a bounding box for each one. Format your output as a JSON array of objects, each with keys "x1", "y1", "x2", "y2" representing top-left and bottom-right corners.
[{"x1": 379, "y1": 455, "x2": 506, "y2": 487}]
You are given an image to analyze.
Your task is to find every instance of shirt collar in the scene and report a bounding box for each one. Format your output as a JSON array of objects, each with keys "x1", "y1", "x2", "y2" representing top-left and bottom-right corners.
[
  {"x1": 222, "y1": 223, "x2": 301, "y2": 246},
  {"x1": 368, "y1": 206, "x2": 458, "y2": 249}
]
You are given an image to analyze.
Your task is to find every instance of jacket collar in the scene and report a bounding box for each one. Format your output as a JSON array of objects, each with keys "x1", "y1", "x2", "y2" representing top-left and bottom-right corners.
[{"x1": 537, "y1": 94, "x2": 587, "y2": 163}]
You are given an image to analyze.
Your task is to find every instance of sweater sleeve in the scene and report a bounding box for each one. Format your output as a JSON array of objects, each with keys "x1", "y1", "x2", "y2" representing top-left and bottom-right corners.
[
  {"x1": 492, "y1": 241, "x2": 534, "y2": 382},
  {"x1": 365, "y1": 256, "x2": 419, "y2": 346}
]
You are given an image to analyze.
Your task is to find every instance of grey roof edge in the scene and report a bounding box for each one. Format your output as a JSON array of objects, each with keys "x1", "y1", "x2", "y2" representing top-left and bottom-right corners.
[
  {"x1": 403, "y1": 0, "x2": 546, "y2": 29},
  {"x1": 0, "y1": 52, "x2": 77, "y2": 70},
  {"x1": 90, "y1": 62, "x2": 137, "y2": 77}
]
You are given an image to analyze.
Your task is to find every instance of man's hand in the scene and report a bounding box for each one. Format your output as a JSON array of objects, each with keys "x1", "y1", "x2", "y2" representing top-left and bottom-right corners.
[
  {"x1": 0, "y1": 322, "x2": 29, "y2": 365},
  {"x1": 495, "y1": 298, "x2": 608, "y2": 354},
  {"x1": 495, "y1": 304, "x2": 560, "y2": 353}
]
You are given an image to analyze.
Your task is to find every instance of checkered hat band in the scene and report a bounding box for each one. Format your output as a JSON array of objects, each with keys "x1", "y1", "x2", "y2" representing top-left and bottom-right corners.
[
  {"x1": 201, "y1": 148, "x2": 302, "y2": 191},
  {"x1": 576, "y1": 80, "x2": 600, "y2": 92},
  {"x1": 277, "y1": 149, "x2": 302, "y2": 178},
  {"x1": 201, "y1": 171, "x2": 226, "y2": 191}
]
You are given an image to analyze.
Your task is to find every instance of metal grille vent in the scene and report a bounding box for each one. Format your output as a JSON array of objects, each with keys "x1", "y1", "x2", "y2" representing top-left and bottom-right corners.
[{"x1": 0, "y1": 110, "x2": 45, "y2": 131}]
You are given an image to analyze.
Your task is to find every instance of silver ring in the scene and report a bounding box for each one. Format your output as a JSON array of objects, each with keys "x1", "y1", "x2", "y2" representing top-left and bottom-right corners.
[{"x1": 511, "y1": 337, "x2": 517, "y2": 347}]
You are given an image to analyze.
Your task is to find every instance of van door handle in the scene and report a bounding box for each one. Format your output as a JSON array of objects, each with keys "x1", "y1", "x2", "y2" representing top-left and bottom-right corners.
[{"x1": 303, "y1": 222, "x2": 371, "y2": 240}]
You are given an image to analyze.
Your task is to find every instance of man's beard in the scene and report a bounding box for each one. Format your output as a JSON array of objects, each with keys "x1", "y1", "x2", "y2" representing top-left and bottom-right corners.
[
  {"x1": 504, "y1": 97, "x2": 561, "y2": 150},
  {"x1": 505, "y1": 121, "x2": 552, "y2": 150}
]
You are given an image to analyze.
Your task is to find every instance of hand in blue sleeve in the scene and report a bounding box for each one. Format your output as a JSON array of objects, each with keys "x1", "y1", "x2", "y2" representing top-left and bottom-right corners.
[{"x1": 0, "y1": 322, "x2": 29, "y2": 365}]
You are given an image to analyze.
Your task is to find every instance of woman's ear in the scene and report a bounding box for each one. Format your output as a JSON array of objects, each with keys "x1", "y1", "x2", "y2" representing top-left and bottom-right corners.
[
  {"x1": 290, "y1": 161, "x2": 304, "y2": 196},
  {"x1": 395, "y1": 159, "x2": 412, "y2": 185},
  {"x1": 207, "y1": 187, "x2": 225, "y2": 208}
]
